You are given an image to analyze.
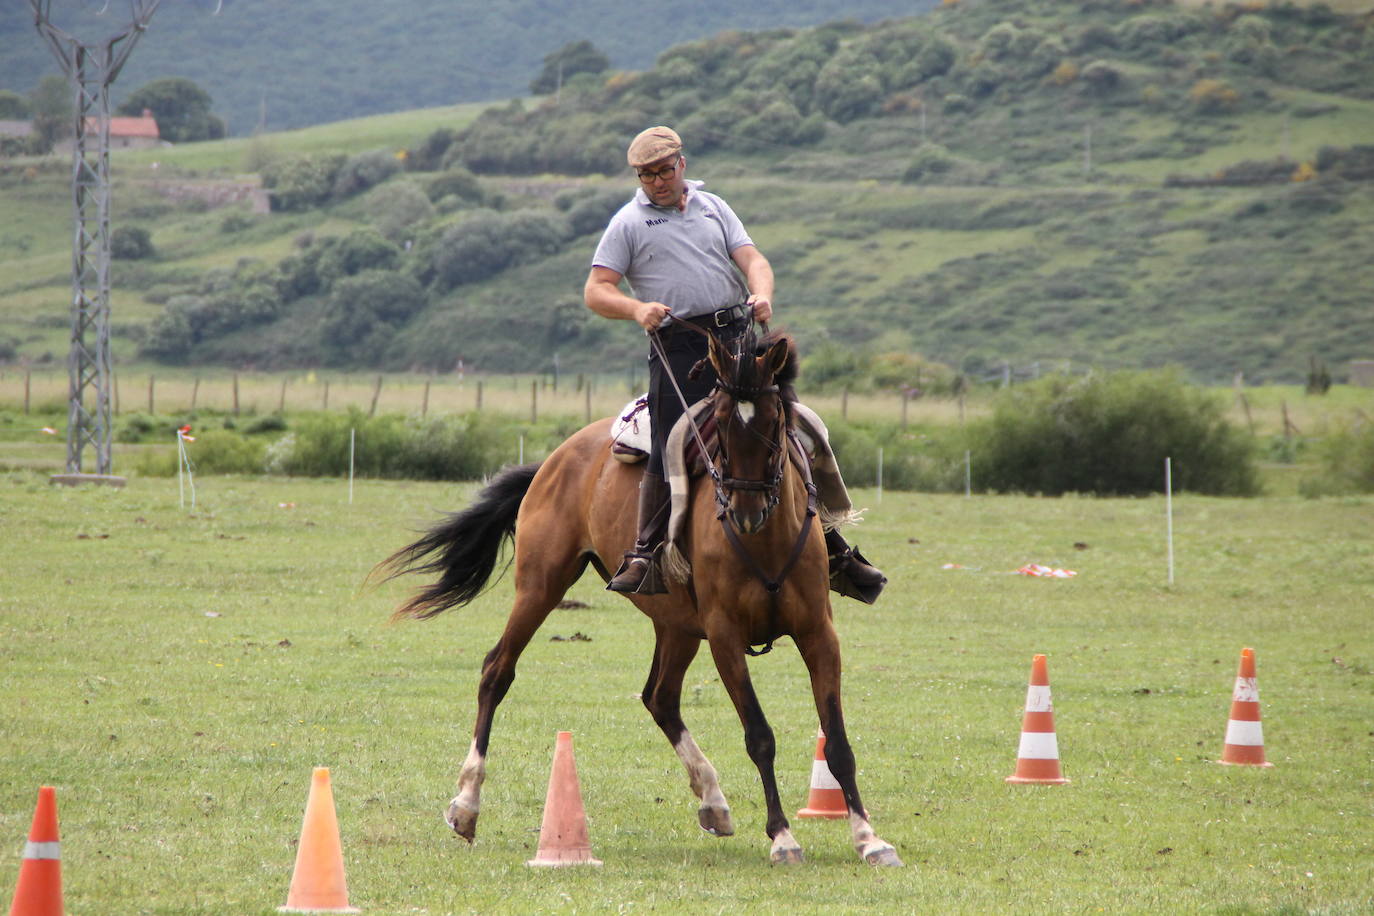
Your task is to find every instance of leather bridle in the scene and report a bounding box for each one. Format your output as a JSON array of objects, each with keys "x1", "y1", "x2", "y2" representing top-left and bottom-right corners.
[{"x1": 647, "y1": 322, "x2": 819, "y2": 653}]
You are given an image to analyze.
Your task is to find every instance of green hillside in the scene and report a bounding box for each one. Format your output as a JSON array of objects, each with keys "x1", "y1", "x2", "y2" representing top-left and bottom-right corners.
[
  {"x1": 0, "y1": 0, "x2": 936, "y2": 136},
  {"x1": 3, "y1": 0, "x2": 1374, "y2": 385}
]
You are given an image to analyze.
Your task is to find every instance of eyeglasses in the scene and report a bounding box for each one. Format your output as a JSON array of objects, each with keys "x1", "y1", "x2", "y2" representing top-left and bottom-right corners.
[{"x1": 636, "y1": 157, "x2": 680, "y2": 183}]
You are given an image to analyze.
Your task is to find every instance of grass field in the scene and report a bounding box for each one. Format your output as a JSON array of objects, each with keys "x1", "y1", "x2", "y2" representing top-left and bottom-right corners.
[{"x1": 2, "y1": 468, "x2": 1371, "y2": 914}]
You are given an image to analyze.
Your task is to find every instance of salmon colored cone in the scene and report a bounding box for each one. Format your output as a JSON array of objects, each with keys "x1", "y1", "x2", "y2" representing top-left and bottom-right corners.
[
  {"x1": 1006, "y1": 654, "x2": 1070, "y2": 785},
  {"x1": 279, "y1": 768, "x2": 360, "y2": 914},
  {"x1": 8, "y1": 786, "x2": 62, "y2": 916},
  {"x1": 1219, "y1": 648, "x2": 1274, "y2": 767},
  {"x1": 796, "y1": 728, "x2": 847, "y2": 819},
  {"x1": 528, "y1": 732, "x2": 602, "y2": 867}
]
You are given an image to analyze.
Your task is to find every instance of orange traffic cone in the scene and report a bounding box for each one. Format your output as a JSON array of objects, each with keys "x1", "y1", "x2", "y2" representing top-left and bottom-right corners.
[
  {"x1": 1006, "y1": 654, "x2": 1070, "y2": 785},
  {"x1": 279, "y1": 767, "x2": 359, "y2": 914},
  {"x1": 527, "y1": 731, "x2": 602, "y2": 867},
  {"x1": 796, "y1": 728, "x2": 847, "y2": 818},
  {"x1": 1219, "y1": 647, "x2": 1274, "y2": 767},
  {"x1": 8, "y1": 786, "x2": 62, "y2": 916}
]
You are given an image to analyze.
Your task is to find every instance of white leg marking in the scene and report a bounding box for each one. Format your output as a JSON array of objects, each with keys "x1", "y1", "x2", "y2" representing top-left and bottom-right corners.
[
  {"x1": 770, "y1": 827, "x2": 804, "y2": 865},
  {"x1": 849, "y1": 811, "x2": 904, "y2": 866},
  {"x1": 673, "y1": 734, "x2": 734, "y2": 836}
]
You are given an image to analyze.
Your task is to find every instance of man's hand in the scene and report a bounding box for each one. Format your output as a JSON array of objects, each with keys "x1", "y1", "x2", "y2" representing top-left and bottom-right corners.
[
  {"x1": 636, "y1": 301, "x2": 672, "y2": 331},
  {"x1": 747, "y1": 294, "x2": 773, "y2": 324}
]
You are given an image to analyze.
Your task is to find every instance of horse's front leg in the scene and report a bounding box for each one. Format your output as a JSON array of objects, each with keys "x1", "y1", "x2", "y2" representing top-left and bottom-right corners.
[
  {"x1": 795, "y1": 625, "x2": 904, "y2": 867},
  {"x1": 705, "y1": 634, "x2": 803, "y2": 864},
  {"x1": 641, "y1": 624, "x2": 734, "y2": 836}
]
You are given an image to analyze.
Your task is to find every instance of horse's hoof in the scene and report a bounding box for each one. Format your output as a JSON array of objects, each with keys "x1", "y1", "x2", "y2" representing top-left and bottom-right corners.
[
  {"x1": 446, "y1": 799, "x2": 478, "y2": 843},
  {"x1": 863, "y1": 844, "x2": 904, "y2": 867},
  {"x1": 770, "y1": 846, "x2": 805, "y2": 865},
  {"x1": 698, "y1": 805, "x2": 734, "y2": 837}
]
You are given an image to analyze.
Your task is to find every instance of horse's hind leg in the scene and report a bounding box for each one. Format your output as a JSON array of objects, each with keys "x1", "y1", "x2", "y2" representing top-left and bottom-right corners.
[
  {"x1": 641, "y1": 624, "x2": 734, "y2": 837},
  {"x1": 794, "y1": 625, "x2": 903, "y2": 867},
  {"x1": 448, "y1": 545, "x2": 588, "y2": 841}
]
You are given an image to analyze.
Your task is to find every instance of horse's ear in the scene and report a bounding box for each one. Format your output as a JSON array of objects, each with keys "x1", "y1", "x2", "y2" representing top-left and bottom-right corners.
[
  {"x1": 760, "y1": 336, "x2": 790, "y2": 381},
  {"x1": 707, "y1": 332, "x2": 730, "y2": 379}
]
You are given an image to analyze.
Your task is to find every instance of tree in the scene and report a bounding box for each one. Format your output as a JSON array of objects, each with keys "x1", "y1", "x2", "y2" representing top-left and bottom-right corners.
[
  {"x1": 28, "y1": 75, "x2": 72, "y2": 153},
  {"x1": 0, "y1": 90, "x2": 29, "y2": 119},
  {"x1": 530, "y1": 40, "x2": 610, "y2": 95},
  {"x1": 116, "y1": 77, "x2": 225, "y2": 143}
]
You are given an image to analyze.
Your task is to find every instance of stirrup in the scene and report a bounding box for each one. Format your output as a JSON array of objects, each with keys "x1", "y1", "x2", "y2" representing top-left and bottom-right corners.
[
  {"x1": 828, "y1": 545, "x2": 886, "y2": 605},
  {"x1": 608, "y1": 548, "x2": 668, "y2": 595}
]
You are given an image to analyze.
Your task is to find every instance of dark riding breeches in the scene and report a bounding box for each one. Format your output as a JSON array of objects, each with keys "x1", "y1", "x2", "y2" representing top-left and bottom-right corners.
[{"x1": 645, "y1": 318, "x2": 747, "y2": 479}]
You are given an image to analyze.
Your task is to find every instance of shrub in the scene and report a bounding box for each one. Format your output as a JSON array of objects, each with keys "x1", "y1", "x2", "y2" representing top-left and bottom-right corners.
[
  {"x1": 315, "y1": 228, "x2": 401, "y2": 288},
  {"x1": 111, "y1": 226, "x2": 155, "y2": 260},
  {"x1": 902, "y1": 143, "x2": 957, "y2": 183},
  {"x1": 262, "y1": 153, "x2": 346, "y2": 211},
  {"x1": 333, "y1": 148, "x2": 402, "y2": 199},
  {"x1": 1300, "y1": 418, "x2": 1374, "y2": 496},
  {"x1": 1189, "y1": 79, "x2": 1241, "y2": 114},
  {"x1": 431, "y1": 209, "x2": 568, "y2": 289},
  {"x1": 424, "y1": 166, "x2": 485, "y2": 204},
  {"x1": 407, "y1": 127, "x2": 457, "y2": 171},
  {"x1": 967, "y1": 370, "x2": 1259, "y2": 496},
  {"x1": 265, "y1": 409, "x2": 506, "y2": 480},
  {"x1": 366, "y1": 180, "x2": 434, "y2": 243},
  {"x1": 134, "y1": 428, "x2": 268, "y2": 476},
  {"x1": 321, "y1": 269, "x2": 427, "y2": 363}
]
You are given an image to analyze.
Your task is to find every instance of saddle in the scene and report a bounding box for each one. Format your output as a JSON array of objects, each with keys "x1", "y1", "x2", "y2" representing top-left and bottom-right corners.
[{"x1": 610, "y1": 394, "x2": 718, "y2": 476}]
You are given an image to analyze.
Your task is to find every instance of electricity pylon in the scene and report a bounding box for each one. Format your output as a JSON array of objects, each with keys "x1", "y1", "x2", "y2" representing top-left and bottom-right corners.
[{"x1": 32, "y1": 0, "x2": 162, "y2": 482}]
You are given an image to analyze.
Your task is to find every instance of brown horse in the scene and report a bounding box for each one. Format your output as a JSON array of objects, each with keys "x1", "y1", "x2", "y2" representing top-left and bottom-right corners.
[{"x1": 378, "y1": 329, "x2": 901, "y2": 866}]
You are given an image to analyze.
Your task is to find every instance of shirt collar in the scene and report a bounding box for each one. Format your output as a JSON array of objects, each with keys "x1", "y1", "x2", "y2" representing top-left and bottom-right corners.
[{"x1": 635, "y1": 178, "x2": 704, "y2": 209}]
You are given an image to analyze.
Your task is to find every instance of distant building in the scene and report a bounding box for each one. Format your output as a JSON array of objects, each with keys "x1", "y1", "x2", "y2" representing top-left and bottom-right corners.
[{"x1": 55, "y1": 108, "x2": 165, "y2": 153}]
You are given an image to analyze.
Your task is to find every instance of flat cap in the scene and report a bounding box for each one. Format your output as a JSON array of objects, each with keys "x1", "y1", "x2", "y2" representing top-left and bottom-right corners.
[{"x1": 627, "y1": 126, "x2": 682, "y2": 168}]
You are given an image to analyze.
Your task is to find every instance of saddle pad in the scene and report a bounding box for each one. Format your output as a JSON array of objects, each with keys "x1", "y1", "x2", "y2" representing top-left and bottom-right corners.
[{"x1": 610, "y1": 395, "x2": 650, "y2": 462}]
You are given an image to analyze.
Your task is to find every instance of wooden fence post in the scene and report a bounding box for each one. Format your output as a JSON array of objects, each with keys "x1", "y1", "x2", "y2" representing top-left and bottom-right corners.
[
  {"x1": 476, "y1": 380, "x2": 483, "y2": 412},
  {"x1": 147, "y1": 374, "x2": 155, "y2": 414},
  {"x1": 369, "y1": 374, "x2": 383, "y2": 418},
  {"x1": 24, "y1": 371, "x2": 30, "y2": 414},
  {"x1": 191, "y1": 377, "x2": 200, "y2": 411},
  {"x1": 422, "y1": 377, "x2": 431, "y2": 417},
  {"x1": 279, "y1": 377, "x2": 287, "y2": 413},
  {"x1": 530, "y1": 379, "x2": 538, "y2": 423},
  {"x1": 233, "y1": 373, "x2": 240, "y2": 415}
]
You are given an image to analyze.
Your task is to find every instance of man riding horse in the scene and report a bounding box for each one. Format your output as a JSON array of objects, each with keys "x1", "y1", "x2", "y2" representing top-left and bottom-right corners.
[{"x1": 584, "y1": 125, "x2": 886, "y2": 601}]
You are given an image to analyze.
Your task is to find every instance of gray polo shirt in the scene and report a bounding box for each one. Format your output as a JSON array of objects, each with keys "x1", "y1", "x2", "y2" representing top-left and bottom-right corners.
[{"x1": 591, "y1": 179, "x2": 754, "y2": 322}]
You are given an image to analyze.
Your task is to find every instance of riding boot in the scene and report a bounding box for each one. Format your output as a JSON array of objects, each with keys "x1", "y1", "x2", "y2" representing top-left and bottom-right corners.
[
  {"x1": 824, "y1": 528, "x2": 887, "y2": 605},
  {"x1": 607, "y1": 473, "x2": 671, "y2": 595}
]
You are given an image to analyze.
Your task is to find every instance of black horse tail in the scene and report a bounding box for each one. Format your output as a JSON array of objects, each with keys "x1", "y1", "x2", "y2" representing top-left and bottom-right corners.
[{"x1": 376, "y1": 463, "x2": 541, "y2": 621}]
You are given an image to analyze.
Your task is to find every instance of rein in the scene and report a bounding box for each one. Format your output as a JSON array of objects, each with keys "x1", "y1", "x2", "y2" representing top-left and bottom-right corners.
[{"x1": 647, "y1": 321, "x2": 817, "y2": 655}]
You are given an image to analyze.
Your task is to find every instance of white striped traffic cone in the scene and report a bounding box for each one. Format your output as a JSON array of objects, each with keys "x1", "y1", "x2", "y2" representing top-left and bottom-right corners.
[
  {"x1": 8, "y1": 786, "x2": 62, "y2": 916},
  {"x1": 1006, "y1": 654, "x2": 1070, "y2": 785},
  {"x1": 796, "y1": 728, "x2": 847, "y2": 818},
  {"x1": 1218, "y1": 647, "x2": 1274, "y2": 767}
]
